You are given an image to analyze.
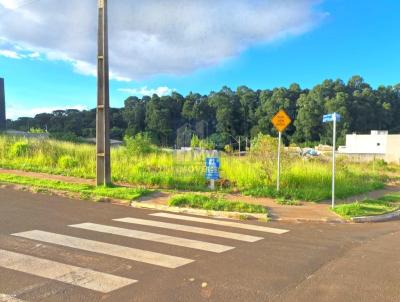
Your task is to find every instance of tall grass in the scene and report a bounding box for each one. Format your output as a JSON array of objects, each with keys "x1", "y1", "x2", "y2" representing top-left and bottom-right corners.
[{"x1": 0, "y1": 135, "x2": 387, "y2": 200}]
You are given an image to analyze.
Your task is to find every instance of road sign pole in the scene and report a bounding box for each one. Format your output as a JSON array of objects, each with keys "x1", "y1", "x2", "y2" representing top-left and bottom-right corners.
[
  {"x1": 277, "y1": 131, "x2": 282, "y2": 192},
  {"x1": 210, "y1": 179, "x2": 215, "y2": 190},
  {"x1": 271, "y1": 109, "x2": 292, "y2": 192},
  {"x1": 332, "y1": 114, "x2": 337, "y2": 208}
]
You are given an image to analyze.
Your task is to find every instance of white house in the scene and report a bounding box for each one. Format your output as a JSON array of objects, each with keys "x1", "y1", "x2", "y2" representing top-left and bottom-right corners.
[{"x1": 338, "y1": 130, "x2": 400, "y2": 164}]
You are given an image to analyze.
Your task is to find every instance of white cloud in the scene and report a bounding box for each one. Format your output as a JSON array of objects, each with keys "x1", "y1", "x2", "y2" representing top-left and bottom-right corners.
[
  {"x1": 0, "y1": 0, "x2": 19, "y2": 10},
  {"x1": 0, "y1": 49, "x2": 21, "y2": 59},
  {"x1": 6, "y1": 104, "x2": 88, "y2": 120},
  {"x1": 118, "y1": 86, "x2": 175, "y2": 97},
  {"x1": 0, "y1": 39, "x2": 42, "y2": 60},
  {"x1": 0, "y1": 0, "x2": 325, "y2": 80},
  {"x1": 27, "y1": 51, "x2": 40, "y2": 58}
]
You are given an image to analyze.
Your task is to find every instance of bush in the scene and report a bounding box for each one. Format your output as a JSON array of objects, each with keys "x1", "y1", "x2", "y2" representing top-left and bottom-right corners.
[
  {"x1": 10, "y1": 141, "x2": 30, "y2": 157},
  {"x1": 374, "y1": 159, "x2": 387, "y2": 168},
  {"x1": 224, "y1": 144, "x2": 233, "y2": 153},
  {"x1": 29, "y1": 127, "x2": 46, "y2": 134},
  {"x1": 191, "y1": 134, "x2": 216, "y2": 150},
  {"x1": 250, "y1": 133, "x2": 279, "y2": 155},
  {"x1": 58, "y1": 155, "x2": 78, "y2": 169},
  {"x1": 124, "y1": 133, "x2": 156, "y2": 155}
]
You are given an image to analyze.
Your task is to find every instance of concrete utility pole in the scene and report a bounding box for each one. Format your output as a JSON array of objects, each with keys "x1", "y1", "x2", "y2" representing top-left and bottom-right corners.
[
  {"x1": 96, "y1": 0, "x2": 111, "y2": 186},
  {"x1": 0, "y1": 78, "x2": 5, "y2": 131}
]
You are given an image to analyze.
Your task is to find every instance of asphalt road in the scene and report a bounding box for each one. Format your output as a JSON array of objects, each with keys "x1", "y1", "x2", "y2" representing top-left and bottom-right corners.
[{"x1": 0, "y1": 187, "x2": 399, "y2": 302}]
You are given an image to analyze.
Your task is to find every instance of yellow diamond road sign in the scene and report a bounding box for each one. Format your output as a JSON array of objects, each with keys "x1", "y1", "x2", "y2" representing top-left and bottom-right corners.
[{"x1": 272, "y1": 109, "x2": 292, "y2": 133}]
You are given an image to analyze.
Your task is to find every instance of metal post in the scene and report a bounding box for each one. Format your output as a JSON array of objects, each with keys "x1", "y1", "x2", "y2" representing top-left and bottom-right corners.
[
  {"x1": 332, "y1": 113, "x2": 337, "y2": 208},
  {"x1": 96, "y1": 0, "x2": 111, "y2": 186},
  {"x1": 277, "y1": 131, "x2": 282, "y2": 191},
  {"x1": 210, "y1": 179, "x2": 215, "y2": 190}
]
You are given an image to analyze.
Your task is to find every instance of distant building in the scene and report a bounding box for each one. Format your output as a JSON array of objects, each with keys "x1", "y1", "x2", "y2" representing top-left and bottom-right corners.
[
  {"x1": 338, "y1": 130, "x2": 400, "y2": 163},
  {"x1": 0, "y1": 78, "x2": 5, "y2": 130}
]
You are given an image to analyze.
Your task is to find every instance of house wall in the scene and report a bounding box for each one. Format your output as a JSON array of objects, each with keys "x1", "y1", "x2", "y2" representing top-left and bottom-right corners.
[
  {"x1": 386, "y1": 135, "x2": 400, "y2": 164},
  {"x1": 343, "y1": 133, "x2": 387, "y2": 154}
]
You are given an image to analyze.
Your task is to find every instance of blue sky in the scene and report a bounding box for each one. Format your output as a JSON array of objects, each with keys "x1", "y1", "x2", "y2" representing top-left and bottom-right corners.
[{"x1": 0, "y1": 0, "x2": 399, "y2": 119}]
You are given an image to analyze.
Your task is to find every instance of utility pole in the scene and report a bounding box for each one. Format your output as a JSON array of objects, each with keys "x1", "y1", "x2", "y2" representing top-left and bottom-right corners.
[
  {"x1": 96, "y1": 0, "x2": 111, "y2": 186},
  {"x1": 0, "y1": 78, "x2": 5, "y2": 131}
]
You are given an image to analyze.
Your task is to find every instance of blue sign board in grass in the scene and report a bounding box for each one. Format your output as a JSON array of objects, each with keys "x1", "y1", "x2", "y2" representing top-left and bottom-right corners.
[{"x1": 205, "y1": 157, "x2": 220, "y2": 180}]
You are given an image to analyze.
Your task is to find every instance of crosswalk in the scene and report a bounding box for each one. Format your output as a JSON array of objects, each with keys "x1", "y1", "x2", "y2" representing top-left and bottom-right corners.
[
  {"x1": 0, "y1": 293, "x2": 26, "y2": 302},
  {"x1": 0, "y1": 211, "x2": 290, "y2": 299},
  {"x1": 114, "y1": 217, "x2": 264, "y2": 242}
]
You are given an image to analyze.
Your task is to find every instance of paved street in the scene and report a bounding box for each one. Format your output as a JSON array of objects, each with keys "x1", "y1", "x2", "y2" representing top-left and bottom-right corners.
[{"x1": 0, "y1": 187, "x2": 399, "y2": 302}]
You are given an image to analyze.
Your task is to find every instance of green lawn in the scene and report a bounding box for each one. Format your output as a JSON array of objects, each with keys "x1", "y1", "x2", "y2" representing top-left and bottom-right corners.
[
  {"x1": 0, "y1": 173, "x2": 151, "y2": 201},
  {"x1": 169, "y1": 194, "x2": 267, "y2": 214},
  {"x1": 332, "y1": 193, "x2": 400, "y2": 219}
]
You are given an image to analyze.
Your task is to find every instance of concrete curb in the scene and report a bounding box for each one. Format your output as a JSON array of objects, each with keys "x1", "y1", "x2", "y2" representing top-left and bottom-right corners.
[
  {"x1": 270, "y1": 217, "x2": 345, "y2": 223},
  {"x1": 351, "y1": 209, "x2": 400, "y2": 223},
  {"x1": 130, "y1": 201, "x2": 269, "y2": 221}
]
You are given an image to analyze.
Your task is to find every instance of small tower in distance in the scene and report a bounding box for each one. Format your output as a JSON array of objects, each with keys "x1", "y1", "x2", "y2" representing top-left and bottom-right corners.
[{"x1": 0, "y1": 78, "x2": 5, "y2": 130}]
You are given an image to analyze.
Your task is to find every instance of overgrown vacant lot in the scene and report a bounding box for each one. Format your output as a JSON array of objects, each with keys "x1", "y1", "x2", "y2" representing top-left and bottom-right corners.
[{"x1": 0, "y1": 135, "x2": 389, "y2": 201}]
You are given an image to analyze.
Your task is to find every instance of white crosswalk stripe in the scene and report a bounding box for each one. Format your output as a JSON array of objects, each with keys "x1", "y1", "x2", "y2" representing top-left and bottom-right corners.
[
  {"x1": 2, "y1": 213, "x2": 285, "y2": 296},
  {"x1": 12, "y1": 230, "x2": 193, "y2": 268},
  {"x1": 0, "y1": 249, "x2": 136, "y2": 293},
  {"x1": 150, "y1": 213, "x2": 290, "y2": 234},
  {"x1": 70, "y1": 222, "x2": 234, "y2": 253},
  {"x1": 114, "y1": 218, "x2": 263, "y2": 242},
  {"x1": 0, "y1": 293, "x2": 26, "y2": 302}
]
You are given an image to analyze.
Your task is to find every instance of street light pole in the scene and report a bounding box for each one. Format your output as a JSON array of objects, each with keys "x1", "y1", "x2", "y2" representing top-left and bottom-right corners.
[{"x1": 96, "y1": 0, "x2": 111, "y2": 186}]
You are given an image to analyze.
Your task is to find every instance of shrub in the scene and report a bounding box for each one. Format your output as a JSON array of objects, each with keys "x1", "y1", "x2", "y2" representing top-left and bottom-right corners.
[
  {"x1": 124, "y1": 133, "x2": 156, "y2": 155},
  {"x1": 190, "y1": 135, "x2": 201, "y2": 148},
  {"x1": 29, "y1": 127, "x2": 46, "y2": 134},
  {"x1": 58, "y1": 155, "x2": 78, "y2": 169},
  {"x1": 374, "y1": 159, "x2": 387, "y2": 168},
  {"x1": 191, "y1": 135, "x2": 216, "y2": 150},
  {"x1": 10, "y1": 141, "x2": 30, "y2": 157},
  {"x1": 250, "y1": 133, "x2": 279, "y2": 155},
  {"x1": 224, "y1": 144, "x2": 233, "y2": 153}
]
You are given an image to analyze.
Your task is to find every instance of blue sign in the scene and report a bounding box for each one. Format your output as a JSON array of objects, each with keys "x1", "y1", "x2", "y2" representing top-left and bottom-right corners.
[
  {"x1": 323, "y1": 112, "x2": 341, "y2": 123},
  {"x1": 206, "y1": 157, "x2": 220, "y2": 168},
  {"x1": 205, "y1": 157, "x2": 220, "y2": 180}
]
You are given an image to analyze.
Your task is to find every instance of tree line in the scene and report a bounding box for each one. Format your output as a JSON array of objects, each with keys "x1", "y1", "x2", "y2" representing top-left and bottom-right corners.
[{"x1": 8, "y1": 75, "x2": 400, "y2": 149}]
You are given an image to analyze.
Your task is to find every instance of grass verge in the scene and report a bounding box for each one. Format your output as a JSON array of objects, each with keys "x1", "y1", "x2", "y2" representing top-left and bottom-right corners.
[
  {"x1": 276, "y1": 197, "x2": 301, "y2": 206},
  {"x1": 332, "y1": 193, "x2": 400, "y2": 219},
  {"x1": 0, "y1": 173, "x2": 151, "y2": 201},
  {"x1": 168, "y1": 194, "x2": 267, "y2": 214}
]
